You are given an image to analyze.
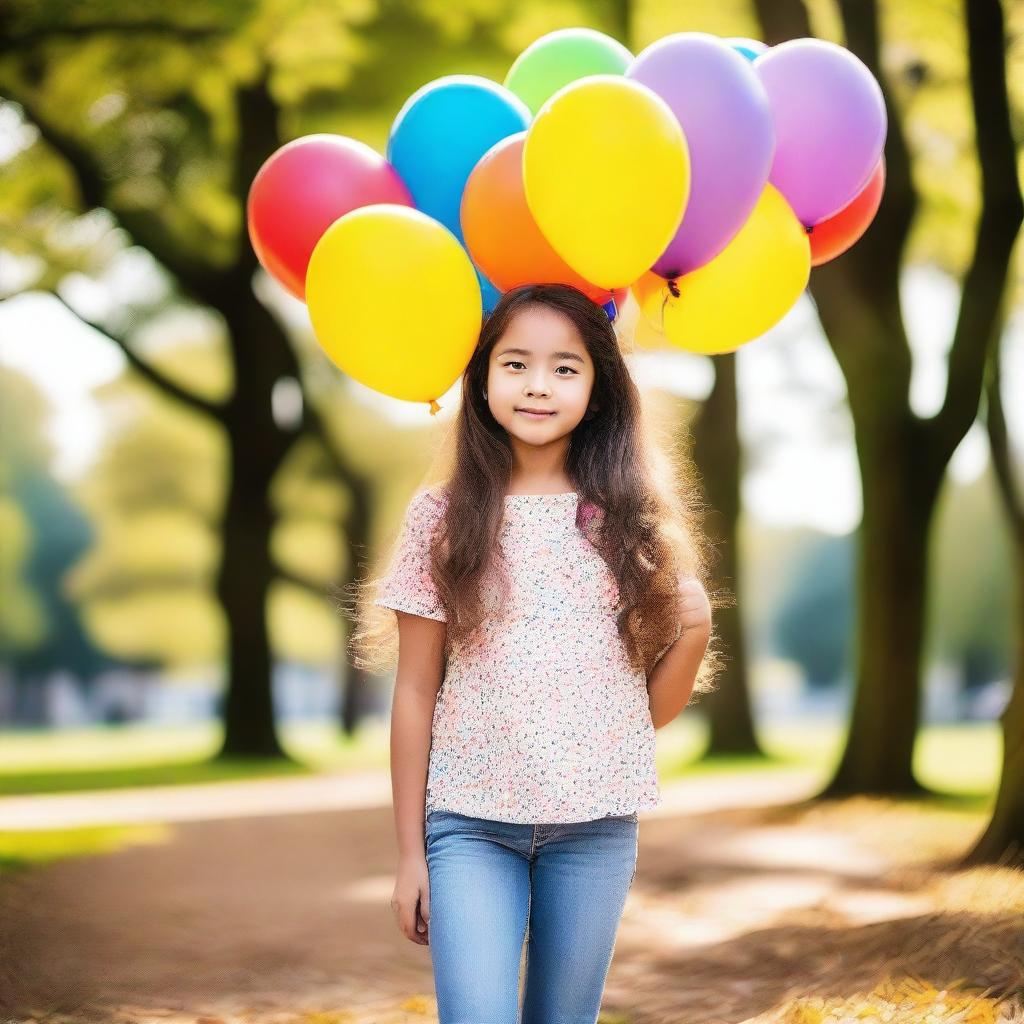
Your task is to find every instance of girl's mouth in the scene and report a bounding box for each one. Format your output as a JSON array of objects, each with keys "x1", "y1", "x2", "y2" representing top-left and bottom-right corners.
[{"x1": 516, "y1": 409, "x2": 556, "y2": 419}]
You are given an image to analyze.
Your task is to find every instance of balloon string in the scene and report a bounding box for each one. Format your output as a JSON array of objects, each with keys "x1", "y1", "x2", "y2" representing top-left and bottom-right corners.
[
  {"x1": 429, "y1": 398, "x2": 442, "y2": 416},
  {"x1": 658, "y1": 277, "x2": 680, "y2": 332}
]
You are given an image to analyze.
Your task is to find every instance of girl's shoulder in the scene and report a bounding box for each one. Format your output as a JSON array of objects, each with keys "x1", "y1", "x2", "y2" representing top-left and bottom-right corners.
[
  {"x1": 414, "y1": 485, "x2": 449, "y2": 514},
  {"x1": 400, "y1": 486, "x2": 448, "y2": 537}
]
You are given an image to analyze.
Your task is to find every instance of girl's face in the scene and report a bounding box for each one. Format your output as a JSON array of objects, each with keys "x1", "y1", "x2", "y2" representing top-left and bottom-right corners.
[{"x1": 485, "y1": 305, "x2": 597, "y2": 443}]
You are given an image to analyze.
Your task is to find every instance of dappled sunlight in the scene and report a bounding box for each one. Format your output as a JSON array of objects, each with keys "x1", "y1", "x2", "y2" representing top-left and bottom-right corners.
[
  {"x1": 340, "y1": 873, "x2": 397, "y2": 905},
  {"x1": 759, "y1": 976, "x2": 1023, "y2": 1024},
  {"x1": 602, "y1": 796, "x2": 1023, "y2": 1024}
]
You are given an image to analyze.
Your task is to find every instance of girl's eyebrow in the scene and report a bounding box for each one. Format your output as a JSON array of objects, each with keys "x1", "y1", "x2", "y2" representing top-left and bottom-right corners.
[{"x1": 496, "y1": 347, "x2": 585, "y2": 364}]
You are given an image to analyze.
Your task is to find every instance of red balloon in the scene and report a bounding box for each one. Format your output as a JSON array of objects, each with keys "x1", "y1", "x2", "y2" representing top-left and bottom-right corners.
[
  {"x1": 247, "y1": 135, "x2": 413, "y2": 300},
  {"x1": 461, "y1": 133, "x2": 615, "y2": 304},
  {"x1": 808, "y1": 157, "x2": 885, "y2": 267}
]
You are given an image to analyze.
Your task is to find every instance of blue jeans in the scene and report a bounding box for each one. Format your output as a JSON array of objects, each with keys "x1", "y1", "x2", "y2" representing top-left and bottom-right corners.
[{"x1": 424, "y1": 808, "x2": 639, "y2": 1024}]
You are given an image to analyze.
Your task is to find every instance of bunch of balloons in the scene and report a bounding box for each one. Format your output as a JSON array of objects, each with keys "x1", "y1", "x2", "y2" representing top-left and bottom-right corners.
[{"x1": 247, "y1": 28, "x2": 887, "y2": 412}]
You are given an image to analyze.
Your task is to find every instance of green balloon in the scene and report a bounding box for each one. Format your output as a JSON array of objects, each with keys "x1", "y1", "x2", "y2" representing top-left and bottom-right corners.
[{"x1": 504, "y1": 27, "x2": 634, "y2": 115}]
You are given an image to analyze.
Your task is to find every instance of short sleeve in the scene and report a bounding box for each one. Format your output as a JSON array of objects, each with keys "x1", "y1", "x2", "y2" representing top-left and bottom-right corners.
[{"x1": 373, "y1": 489, "x2": 447, "y2": 622}]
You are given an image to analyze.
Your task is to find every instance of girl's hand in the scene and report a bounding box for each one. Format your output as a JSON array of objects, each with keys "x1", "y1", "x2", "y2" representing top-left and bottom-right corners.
[
  {"x1": 391, "y1": 852, "x2": 430, "y2": 946},
  {"x1": 678, "y1": 577, "x2": 712, "y2": 634}
]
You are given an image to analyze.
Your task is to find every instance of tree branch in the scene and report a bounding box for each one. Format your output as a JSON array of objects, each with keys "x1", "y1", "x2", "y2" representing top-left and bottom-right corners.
[
  {"x1": 985, "y1": 317, "x2": 1024, "y2": 544},
  {"x1": 299, "y1": 398, "x2": 348, "y2": 480},
  {"x1": 274, "y1": 565, "x2": 331, "y2": 600},
  {"x1": 50, "y1": 291, "x2": 226, "y2": 421},
  {"x1": 3, "y1": 91, "x2": 226, "y2": 308},
  {"x1": 922, "y1": 0, "x2": 1024, "y2": 467}
]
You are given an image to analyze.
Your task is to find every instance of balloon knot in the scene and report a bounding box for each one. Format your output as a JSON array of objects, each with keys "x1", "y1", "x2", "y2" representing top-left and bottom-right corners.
[
  {"x1": 667, "y1": 278, "x2": 681, "y2": 298},
  {"x1": 428, "y1": 398, "x2": 442, "y2": 416},
  {"x1": 805, "y1": 224, "x2": 814, "y2": 234}
]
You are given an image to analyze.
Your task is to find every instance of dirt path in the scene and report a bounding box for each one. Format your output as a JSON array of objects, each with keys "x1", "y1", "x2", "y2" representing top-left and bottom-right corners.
[{"x1": 2, "y1": 769, "x2": 1021, "y2": 1024}]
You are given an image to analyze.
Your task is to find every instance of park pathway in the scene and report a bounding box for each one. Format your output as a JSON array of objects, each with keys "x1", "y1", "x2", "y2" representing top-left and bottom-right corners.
[{"x1": 2, "y1": 766, "x2": 1020, "y2": 1024}]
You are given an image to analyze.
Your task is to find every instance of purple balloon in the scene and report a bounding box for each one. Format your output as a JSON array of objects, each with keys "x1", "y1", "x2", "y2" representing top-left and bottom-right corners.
[
  {"x1": 628, "y1": 32, "x2": 775, "y2": 278},
  {"x1": 755, "y1": 38, "x2": 887, "y2": 226}
]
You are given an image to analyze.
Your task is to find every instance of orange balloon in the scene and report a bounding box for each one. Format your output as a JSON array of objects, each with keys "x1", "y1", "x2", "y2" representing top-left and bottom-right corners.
[
  {"x1": 461, "y1": 132, "x2": 613, "y2": 303},
  {"x1": 808, "y1": 157, "x2": 885, "y2": 266}
]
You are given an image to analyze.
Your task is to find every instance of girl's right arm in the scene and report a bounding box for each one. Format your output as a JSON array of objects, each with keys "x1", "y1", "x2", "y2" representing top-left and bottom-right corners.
[{"x1": 389, "y1": 610, "x2": 446, "y2": 946}]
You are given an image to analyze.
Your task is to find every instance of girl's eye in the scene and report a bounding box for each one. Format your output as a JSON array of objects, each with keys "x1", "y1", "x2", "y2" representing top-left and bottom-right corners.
[{"x1": 502, "y1": 361, "x2": 577, "y2": 375}]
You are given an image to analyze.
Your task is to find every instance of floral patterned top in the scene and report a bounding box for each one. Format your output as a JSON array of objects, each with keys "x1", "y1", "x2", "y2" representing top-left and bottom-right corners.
[{"x1": 373, "y1": 487, "x2": 664, "y2": 824}]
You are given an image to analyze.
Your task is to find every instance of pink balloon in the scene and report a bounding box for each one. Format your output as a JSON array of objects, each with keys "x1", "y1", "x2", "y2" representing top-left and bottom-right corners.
[
  {"x1": 247, "y1": 135, "x2": 412, "y2": 300},
  {"x1": 755, "y1": 38, "x2": 886, "y2": 226}
]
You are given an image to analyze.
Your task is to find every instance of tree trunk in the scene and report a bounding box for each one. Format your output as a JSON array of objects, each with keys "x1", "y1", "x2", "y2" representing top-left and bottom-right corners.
[
  {"x1": 214, "y1": 283, "x2": 296, "y2": 759},
  {"x1": 690, "y1": 354, "x2": 760, "y2": 754},
  {"x1": 215, "y1": 438, "x2": 282, "y2": 757},
  {"x1": 209, "y1": 78, "x2": 303, "y2": 759},
  {"x1": 826, "y1": 428, "x2": 938, "y2": 793},
  {"x1": 964, "y1": 307, "x2": 1024, "y2": 866},
  {"x1": 964, "y1": 582, "x2": 1024, "y2": 867},
  {"x1": 755, "y1": 0, "x2": 1022, "y2": 798}
]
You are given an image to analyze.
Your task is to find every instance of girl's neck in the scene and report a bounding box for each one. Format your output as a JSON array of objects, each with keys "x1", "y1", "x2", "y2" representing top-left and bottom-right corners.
[{"x1": 506, "y1": 481, "x2": 576, "y2": 497}]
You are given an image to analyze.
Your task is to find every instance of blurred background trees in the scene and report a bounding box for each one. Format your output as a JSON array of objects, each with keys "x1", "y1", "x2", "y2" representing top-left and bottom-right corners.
[{"x1": 0, "y1": 0, "x2": 1021, "y2": 861}]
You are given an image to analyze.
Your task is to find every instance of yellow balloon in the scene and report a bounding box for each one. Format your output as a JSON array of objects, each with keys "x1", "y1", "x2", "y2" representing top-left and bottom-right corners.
[
  {"x1": 633, "y1": 184, "x2": 810, "y2": 354},
  {"x1": 305, "y1": 205, "x2": 482, "y2": 406},
  {"x1": 523, "y1": 74, "x2": 690, "y2": 290}
]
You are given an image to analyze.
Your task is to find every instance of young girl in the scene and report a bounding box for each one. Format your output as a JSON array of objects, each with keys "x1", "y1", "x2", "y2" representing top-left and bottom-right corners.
[{"x1": 350, "y1": 283, "x2": 720, "y2": 1024}]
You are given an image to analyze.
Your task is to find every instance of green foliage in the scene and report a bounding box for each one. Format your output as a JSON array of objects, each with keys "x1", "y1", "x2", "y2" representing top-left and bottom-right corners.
[
  {"x1": 0, "y1": 366, "x2": 111, "y2": 680},
  {"x1": 929, "y1": 462, "x2": 1014, "y2": 684},
  {"x1": 0, "y1": 497, "x2": 47, "y2": 651},
  {"x1": 773, "y1": 533, "x2": 855, "y2": 688},
  {"x1": 0, "y1": 755, "x2": 313, "y2": 797},
  {"x1": 0, "y1": 368, "x2": 51, "y2": 653},
  {"x1": 63, "y1": 363, "x2": 226, "y2": 667}
]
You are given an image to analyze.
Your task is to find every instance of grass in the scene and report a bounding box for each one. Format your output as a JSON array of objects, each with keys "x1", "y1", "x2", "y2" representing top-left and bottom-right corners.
[
  {"x1": 0, "y1": 715, "x2": 1001, "y2": 799},
  {"x1": 0, "y1": 718, "x2": 385, "y2": 795},
  {"x1": 0, "y1": 822, "x2": 172, "y2": 873},
  {"x1": 655, "y1": 715, "x2": 1001, "y2": 800}
]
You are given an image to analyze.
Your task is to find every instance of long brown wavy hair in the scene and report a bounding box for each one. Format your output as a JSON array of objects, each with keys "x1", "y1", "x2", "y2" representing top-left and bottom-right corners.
[{"x1": 343, "y1": 283, "x2": 725, "y2": 699}]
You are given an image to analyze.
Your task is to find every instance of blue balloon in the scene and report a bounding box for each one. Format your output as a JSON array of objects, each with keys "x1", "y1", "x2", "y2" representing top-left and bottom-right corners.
[
  {"x1": 727, "y1": 37, "x2": 769, "y2": 62},
  {"x1": 388, "y1": 75, "x2": 531, "y2": 245},
  {"x1": 477, "y1": 268, "x2": 503, "y2": 315}
]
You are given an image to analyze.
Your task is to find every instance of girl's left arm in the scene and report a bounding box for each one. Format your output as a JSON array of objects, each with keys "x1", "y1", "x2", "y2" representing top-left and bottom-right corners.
[{"x1": 646, "y1": 578, "x2": 713, "y2": 729}]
